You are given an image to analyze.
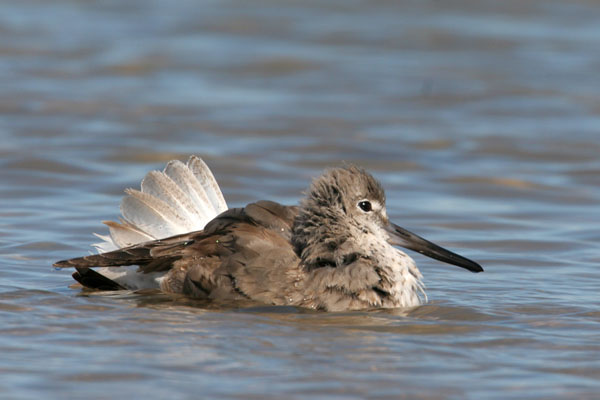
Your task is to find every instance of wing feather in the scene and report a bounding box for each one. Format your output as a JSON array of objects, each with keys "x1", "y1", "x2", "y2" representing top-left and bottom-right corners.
[
  {"x1": 95, "y1": 156, "x2": 228, "y2": 252},
  {"x1": 120, "y1": 190, "x2": 187, "y2": 238},
  {"x1": 188, "y1": 156, "x2": 228, "y2": 214}
]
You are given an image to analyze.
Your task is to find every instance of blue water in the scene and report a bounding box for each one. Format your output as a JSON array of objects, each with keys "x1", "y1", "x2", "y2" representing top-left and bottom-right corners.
[{"x1": 1, "y1": 0, "x2": 599, "y2": 399}]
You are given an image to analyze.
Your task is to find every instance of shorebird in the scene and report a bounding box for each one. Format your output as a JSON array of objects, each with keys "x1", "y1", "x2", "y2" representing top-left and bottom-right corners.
[{"x1": 54, "y1": 156, "x2": 482, "y2": 311}]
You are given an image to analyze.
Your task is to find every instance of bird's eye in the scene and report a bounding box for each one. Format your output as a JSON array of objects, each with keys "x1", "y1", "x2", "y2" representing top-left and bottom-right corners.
[{"x1": 358, "y1": 201, "x2": 372, "y2": 212}]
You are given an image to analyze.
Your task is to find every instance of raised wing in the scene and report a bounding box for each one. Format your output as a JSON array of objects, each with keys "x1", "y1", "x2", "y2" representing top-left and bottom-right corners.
[
  {"x1": 56, "y1": 201, "x2": 302, "y2": 300},
  {"x1": 94, "y1": 156, "x2": 227, "y2": 252}
]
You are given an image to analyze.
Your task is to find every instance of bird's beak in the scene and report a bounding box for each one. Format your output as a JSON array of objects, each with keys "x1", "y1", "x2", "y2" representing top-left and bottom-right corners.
[{"x1": 384, "y1": 222, "x2": 483, "y2": 273}]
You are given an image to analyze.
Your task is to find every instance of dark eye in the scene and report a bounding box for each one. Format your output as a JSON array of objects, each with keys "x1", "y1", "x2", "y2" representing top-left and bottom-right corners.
[{"x1": 358, "y1": 201, "x2": 372, "y2": 212}]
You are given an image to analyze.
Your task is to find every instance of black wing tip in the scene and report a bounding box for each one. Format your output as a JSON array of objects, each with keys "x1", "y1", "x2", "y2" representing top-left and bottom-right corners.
[{"x1": 72, "y1": 267, "x2": 125, "y2": 291}]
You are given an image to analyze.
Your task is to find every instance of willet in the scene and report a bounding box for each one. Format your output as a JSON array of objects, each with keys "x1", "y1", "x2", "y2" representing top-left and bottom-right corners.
[{"x1": 54, "y1": 156, "x2": 482, "y2": 311}]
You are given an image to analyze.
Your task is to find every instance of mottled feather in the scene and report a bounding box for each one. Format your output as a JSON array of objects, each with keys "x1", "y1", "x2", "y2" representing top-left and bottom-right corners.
[{"x1": 56, "y1": 157, "x2": 482, "y2": 311}]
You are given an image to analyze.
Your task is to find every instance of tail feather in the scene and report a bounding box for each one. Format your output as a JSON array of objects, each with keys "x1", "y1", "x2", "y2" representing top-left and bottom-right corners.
[
  {"x1": 121, "y1": 190, "x2": 188, "y2": 238},
  {"x1": 98, "y1": 155, "x2": 227, "y2": 251},
  {"x1": 70, "y1": 155, "x2": 229, "y2": 290},
  {"x1": 92, "y1": 233, "x2": 118, "y2": 253},
  {"x1": 55, "y1": 233, "x2": 193, "y2": 272},
  {"x1": 141, "y1": 170, "x2": 205, "y2": 225},
  {"x1": 164, "y1": 159, "x2": 215, "y2": 220},
  {"x1": 104, "y1": 220, "x2": 154, "y2": 248},
  {"x1": 188, "y1": 156, "x2": 228, "y2": 214}
]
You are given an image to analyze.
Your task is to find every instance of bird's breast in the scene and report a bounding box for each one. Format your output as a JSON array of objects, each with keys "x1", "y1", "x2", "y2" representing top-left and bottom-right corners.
[{"x1": 372, "y1": 244, "x2": 426, "y2": 308}]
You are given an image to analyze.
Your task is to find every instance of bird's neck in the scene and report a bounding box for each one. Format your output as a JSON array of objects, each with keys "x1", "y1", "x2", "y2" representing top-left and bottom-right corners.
[
  {"x1": 369, "y1": 242, "x2": 426, "y2": 308},
  {"x1": 291, "y1": 206, "x2": 354, "y2": 270},
  {"x1": 292, "y1": 210, "x2": 425, "y2": 309}
]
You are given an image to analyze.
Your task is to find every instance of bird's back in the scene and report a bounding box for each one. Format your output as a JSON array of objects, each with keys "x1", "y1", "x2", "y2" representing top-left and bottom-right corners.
[
  {"x1": 163, "y1": 200, "x2": 304, "y2": 304},
  {"x1": 56, "y1": 201, "x2": 305, "y2": 305}
]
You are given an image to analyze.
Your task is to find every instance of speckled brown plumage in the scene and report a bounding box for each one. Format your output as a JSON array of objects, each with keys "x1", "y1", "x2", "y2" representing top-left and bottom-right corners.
[{"x1": 55, "y1": 166, "x2": 482, "y2": 311}]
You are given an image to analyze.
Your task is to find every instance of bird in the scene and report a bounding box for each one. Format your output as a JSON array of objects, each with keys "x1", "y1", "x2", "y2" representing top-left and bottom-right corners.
[{"x1": 54, "y1": 156, "x2": 483, "y2": 311}]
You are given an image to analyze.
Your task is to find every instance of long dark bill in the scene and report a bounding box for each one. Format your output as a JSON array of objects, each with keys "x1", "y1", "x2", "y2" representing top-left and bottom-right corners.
[{"x1": 385, "y1": 222, "x2": 483, "y2": 273}]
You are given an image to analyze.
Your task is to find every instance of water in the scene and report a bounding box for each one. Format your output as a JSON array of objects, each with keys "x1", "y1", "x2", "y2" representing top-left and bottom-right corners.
[{"x1": 1, "y1": 0, "x2": 599, "y2": 398}]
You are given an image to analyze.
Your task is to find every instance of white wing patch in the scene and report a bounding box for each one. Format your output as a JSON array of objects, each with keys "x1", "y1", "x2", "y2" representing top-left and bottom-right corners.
[
  {"x1": 92, "y1": 155, "x2": 227, "y2": 253},
  {"x1": 90, "y1": 156, "x2": 227, "y2": 290},
  {"x1": 188, "y1": 156, "x2": 228, "y2": 215}
]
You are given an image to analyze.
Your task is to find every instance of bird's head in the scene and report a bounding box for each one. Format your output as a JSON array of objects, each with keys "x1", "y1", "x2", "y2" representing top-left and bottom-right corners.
[{"x1": 293, "y1": 166, "x2": 482, "y2": 273}]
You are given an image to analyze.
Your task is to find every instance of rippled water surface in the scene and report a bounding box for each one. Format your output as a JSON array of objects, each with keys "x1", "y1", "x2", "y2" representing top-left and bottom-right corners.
[{"x1": 1, "y1": 0, "x2": 600, "y2": 398}]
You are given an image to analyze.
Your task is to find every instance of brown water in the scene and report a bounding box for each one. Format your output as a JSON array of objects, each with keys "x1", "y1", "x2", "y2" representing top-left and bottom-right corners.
[{"x1": 1, "y1": 0, "x2": 600, "y2": 398}]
